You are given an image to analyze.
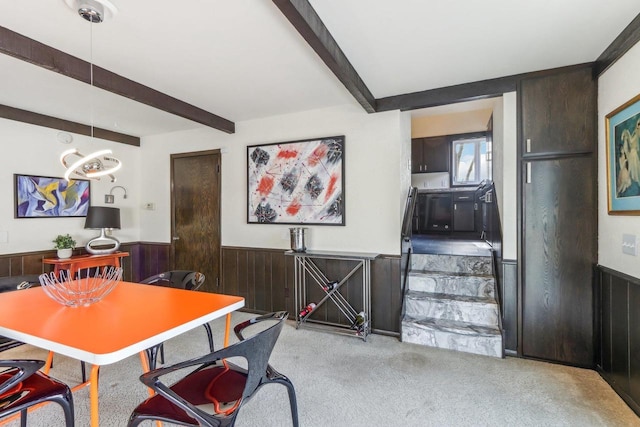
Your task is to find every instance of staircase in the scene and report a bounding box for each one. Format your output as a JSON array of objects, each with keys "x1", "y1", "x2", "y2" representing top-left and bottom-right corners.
[{"x1": 401, "y1": 253, "x2": 503, "y2": 358}]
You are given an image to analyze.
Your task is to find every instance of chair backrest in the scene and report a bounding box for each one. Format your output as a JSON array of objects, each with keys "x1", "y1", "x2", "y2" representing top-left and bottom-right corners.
[
  {"x1": 140, "y1": 270, "x2": 205, "y2": 291},
  {"x1": 141, "y1": 311, "x2": 288, "y2": 424},
  {"x1": 0, "y1": 359, "x2": 44, "y2": 396},
  {"x1": 0, "y1": 275, "x2": 40, "y2": 294}
]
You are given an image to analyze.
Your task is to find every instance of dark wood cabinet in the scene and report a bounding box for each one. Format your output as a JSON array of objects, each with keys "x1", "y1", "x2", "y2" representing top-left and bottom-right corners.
[
  {"x1": 520, "y1": 65, "x2": 596, "y2": 367},
  {"x1": 452, "y1": 192, "x2": 475, "y2": 232},
  {"x1": 521, "y1": 67, "x2": 596, "y2": 155},
  {"x1": 411, "y1": 136, "x2": 449, "y2": 173}
]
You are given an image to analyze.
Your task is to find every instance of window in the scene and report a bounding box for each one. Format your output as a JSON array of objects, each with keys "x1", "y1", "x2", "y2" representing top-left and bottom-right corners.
[{"x1": 451, "y1": 136, "x2": 491, "y2": 186}]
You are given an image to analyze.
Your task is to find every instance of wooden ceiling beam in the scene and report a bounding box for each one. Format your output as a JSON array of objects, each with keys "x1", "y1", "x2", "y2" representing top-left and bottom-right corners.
[
  {"x1": 272, "y1": 0, "x2": 377, "y2": 113},
  {"x1": 595, "y1": 12, "x2": 640, "y2": 77},
  {"x1": 0, "y1": 104, "x2": 140, "y2": 146},
  {"x1": 377, "y1": 63, "x2": 595, "y2": 112},
  {"x1": 0, "y1": 26, "x2": 235, "y2": 134}
]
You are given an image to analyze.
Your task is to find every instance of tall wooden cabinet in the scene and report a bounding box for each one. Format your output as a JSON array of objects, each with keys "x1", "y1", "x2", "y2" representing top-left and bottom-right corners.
[{"x1": 519, "y1": 66, "x2": 597, "y2": 367}]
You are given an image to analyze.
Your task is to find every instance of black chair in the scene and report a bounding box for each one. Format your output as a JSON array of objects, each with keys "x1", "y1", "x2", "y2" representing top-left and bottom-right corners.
[
  {"x1": 0, "y1": 359, "x2": 74, "y2": 426},
  {"x1": 0, "y1": 275, "x2": 89, "y2": 383},
  {"x1": 127, "y1": 311, "x2": 298, "y2": 427},
  {"x1": 0, "y1": 276, "x2": 41, "y2": 351},
  {"x1": 140, "y1": 271, "x2": 213, "y2": 369}
]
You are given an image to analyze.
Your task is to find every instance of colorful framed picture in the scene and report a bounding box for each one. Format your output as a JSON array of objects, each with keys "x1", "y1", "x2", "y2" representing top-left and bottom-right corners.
[
  {"x1": 14, "y1": 174, "x2": 90, "y2": 218},
  {"x1": 247, "y1": 136, "x2": 345, "y2": 225},
  {"x1": 606, "y1": 93, "x2": 640, "y2": 215}
]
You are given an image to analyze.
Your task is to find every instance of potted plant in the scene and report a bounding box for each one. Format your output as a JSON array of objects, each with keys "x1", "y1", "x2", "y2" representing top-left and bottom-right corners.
[{"x1": 53, "y1": 234, "x2": 76, "y2": 259}]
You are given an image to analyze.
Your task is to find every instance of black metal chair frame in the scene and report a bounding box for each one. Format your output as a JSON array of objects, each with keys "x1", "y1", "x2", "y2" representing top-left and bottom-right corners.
[
  {"x1": 0, "y1": 359, "x2": 74, "y2": 426},
  {"x1": 128, "y1": 311, "x2": 298, "y2": 427},
  {"x1": 140, "y1": 271, "x2": 213, "y2": 369}
]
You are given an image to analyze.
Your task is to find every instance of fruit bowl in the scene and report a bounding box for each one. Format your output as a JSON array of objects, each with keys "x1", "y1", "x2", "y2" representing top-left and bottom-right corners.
[{"x1": 39, "y1": 266, "x2": 122, "y2": 307}]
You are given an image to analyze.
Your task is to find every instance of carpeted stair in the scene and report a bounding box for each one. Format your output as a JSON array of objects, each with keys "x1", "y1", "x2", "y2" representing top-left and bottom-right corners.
[{"x1": 401, "y1": 253, "x2": 504, "y2": 358}]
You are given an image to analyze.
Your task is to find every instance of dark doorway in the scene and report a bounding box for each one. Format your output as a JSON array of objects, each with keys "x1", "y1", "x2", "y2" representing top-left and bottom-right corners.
[{"x1": 170, "y1": 150, "x2": 221, "y2": 293}]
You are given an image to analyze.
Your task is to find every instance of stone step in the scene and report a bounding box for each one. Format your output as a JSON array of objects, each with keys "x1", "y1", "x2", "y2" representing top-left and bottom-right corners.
[
  {"x1": 410, "y1": 253, "x2": 493, "y2": 275},
  {"x1": 407, "y1": 271, "x2": 495, "y2": 298},
  {"x1": 404, "y1": 290, "x2": 499, "y2": 328},
  {"x1": 401, "y1": 315, "x2": 503, "y2": 358}
]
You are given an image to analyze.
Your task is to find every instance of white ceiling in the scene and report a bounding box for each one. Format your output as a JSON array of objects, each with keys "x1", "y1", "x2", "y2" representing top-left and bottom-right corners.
[{"x1": 0, "y1": 0, "x2": 638, "y2": 137}]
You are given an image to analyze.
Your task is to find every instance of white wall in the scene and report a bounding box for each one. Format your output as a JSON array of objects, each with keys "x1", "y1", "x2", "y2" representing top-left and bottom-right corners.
[
  {"x1": 501, "y1": 92, "x2": 518, "y2": 260},
  {"x1": 598, "y1": 40, "x2": 640, "y2": 278},
  {"x1": 140, "y1": 104, "x2": 406, "y2": 255},
  {"x1": 0, "y1": 118, "x2": 140, "y2": 254}
]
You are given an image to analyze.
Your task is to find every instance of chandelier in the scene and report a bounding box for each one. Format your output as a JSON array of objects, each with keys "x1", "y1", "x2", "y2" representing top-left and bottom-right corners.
[
  {"x1": 60, "y1": 148, "x2": 122, "y2": 182},
  {"x1": 61, "y1": 0, "x2": 121, "y2": 183}
]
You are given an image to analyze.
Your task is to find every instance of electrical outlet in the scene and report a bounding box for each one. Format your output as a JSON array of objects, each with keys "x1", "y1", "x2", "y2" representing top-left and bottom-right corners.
[{"x1": 622, "y1": 234, "x2": 637, "y2": 256}]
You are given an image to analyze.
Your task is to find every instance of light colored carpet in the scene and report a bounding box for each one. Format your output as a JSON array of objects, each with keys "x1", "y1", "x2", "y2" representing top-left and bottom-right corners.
[{"x1": 2, "y1": 311, "x2": 638, "y2": 426}]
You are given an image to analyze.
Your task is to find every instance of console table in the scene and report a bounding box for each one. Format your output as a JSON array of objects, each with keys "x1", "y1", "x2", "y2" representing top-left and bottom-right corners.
[
  {"x1": 43, "y1": 252, "x2": 129, "y2": 278},
  {"x1": 285, "y1": 250, "x2": 378, "y2": 341}
]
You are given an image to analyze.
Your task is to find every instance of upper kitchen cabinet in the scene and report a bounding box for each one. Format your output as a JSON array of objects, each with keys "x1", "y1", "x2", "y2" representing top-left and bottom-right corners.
[
  {"x1": 520, "y1": 66, "x2": 596, "y2": 155},
  {"x1": 411, "y1": 136, "x2": 449, "y2": 173}
]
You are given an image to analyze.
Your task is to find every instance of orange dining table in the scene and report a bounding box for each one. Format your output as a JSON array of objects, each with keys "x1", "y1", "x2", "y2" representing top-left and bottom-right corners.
[{"x1": 0, "y1": 281, "x2": 245, "y2": 427}]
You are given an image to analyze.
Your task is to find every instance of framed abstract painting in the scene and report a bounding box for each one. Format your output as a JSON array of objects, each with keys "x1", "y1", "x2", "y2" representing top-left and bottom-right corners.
[
  {"x1": 247, "y1": 136, "x2": 345, "y2": 225},
  {"x1": 14, "y1": 174, "x2": 90, "y2": 218},
  {"x1": 606, "y1": 93, "x2": 640, "y2": 215}
]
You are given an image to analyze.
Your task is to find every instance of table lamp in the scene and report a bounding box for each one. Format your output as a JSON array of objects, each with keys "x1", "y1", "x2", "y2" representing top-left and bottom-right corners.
[{"x1": 84, "y1": 206, "x2": 121, "y2": 254}]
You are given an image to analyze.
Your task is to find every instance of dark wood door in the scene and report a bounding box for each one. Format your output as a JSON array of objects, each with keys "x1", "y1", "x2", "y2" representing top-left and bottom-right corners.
[
  {"x1": 453, "y1": 200, "x2": 474, "y2": 231},
  {"x1": 171, "y1": 150, "x2": 221, "y2": 294},
  {"x1": 423, "y1": 136, "x2": 449, "y2": 172},
  {"x1": 522, "y1": 156, "x2": 595, "y2": 366},
  {"x1": 411, "y1": 138, "x2": 424, "y2": 173},
  {"x1": 520, "y1": 66, "x2": 596, "y2": 155}
]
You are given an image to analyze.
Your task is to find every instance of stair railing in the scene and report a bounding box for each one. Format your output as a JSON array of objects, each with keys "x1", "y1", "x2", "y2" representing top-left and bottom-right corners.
[{"x1": 400, "y1": 187, "x2": 418, "y2": 323}]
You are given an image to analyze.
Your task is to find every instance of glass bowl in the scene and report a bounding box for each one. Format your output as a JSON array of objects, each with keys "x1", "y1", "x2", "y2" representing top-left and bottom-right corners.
[{"x1": 39, "y1": 266, "x2": 122, "y2": 307}]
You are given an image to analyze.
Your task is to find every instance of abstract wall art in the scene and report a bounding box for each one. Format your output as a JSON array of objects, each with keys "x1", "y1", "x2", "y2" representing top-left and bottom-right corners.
[
  {"x1": 14, "y1": 174, "x2": 90, "y2": 218},
  {"x1": 247, "y1": 136, "x2": 345, "y2": 225}
]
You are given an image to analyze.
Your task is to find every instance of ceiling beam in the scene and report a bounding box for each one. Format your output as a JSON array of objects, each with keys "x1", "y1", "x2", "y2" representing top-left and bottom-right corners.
[
  {"x1": 272, "y1": 0, "x2": 377, "y2": 113},
  {"x1": 377, "y1": 63, "x2": 595, "y2": 112},
  {"x1": 595, "y1": 12, "x2": 640, "y2": 77},
  {"x1": 0, "y1": 104, "x2": 140, "y2": 146},
  {"x1": 0, "y1": 26, "x2": 235, "y2": 134}
]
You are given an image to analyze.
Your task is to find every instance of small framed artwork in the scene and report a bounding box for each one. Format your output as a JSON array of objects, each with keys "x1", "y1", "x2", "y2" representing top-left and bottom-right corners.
[
  {"x1": 14, "y1": 174, "x2": 90, "y2": 218},
  {"x1": 606, "y1": 93, "x2": 640, "y2": 215},
  {"x1": 247, "y1": 136, "x2": 345, "y2": 225}
]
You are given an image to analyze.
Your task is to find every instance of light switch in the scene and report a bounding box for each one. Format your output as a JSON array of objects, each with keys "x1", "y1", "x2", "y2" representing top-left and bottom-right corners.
[
  {"x1": 0, "y1": 231, "x2": 8, "y2": 243},
  {"x1": 622, "y1": 234, "x2": 637, "y2": 256}
]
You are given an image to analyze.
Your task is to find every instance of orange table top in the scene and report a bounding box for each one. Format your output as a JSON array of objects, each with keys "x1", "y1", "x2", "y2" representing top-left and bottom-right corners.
[{"x1": 0, "y1": 281, "x2": 244, "y2": 365}]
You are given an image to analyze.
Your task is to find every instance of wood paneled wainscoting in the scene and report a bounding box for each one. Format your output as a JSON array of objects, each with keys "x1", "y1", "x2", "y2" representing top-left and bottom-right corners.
[
  {"x1": 596, "y1": 266, "x2": 640, "y2": 416},
  {"x1": 0, "y1": 242, "x2": 170, "y2": 284},
  {"x1": 221, "y1": 246, "x2": 402, "y2": 335}
]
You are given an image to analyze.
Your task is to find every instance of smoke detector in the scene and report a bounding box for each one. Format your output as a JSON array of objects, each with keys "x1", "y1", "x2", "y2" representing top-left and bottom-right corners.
[{"x1": 64, "y1": 0, "x2": 118, "y2": 23}]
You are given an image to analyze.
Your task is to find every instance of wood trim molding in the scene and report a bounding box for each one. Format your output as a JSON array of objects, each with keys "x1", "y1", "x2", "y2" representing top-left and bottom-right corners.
[
  {"x1": 272, "y1": 0, "x2": 377, "y2": 113},
  {"x1": 0, "y1": 25, "x2": 235, "y2": 135},
  {"x1": 595, "y1": 13, "x2": 640, "y2": 77},
  {"x1": 0, "y1": 104, "x2": 140, "y2": 146}
]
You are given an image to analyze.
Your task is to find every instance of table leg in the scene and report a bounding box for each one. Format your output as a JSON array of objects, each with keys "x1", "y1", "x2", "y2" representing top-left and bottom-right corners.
[
  {"x1": 224, "y1": 313, "x2": 231, "y2": 347},
  {"x1": 44, "y1": 350, "x2": 54, "y2": 374},
  {"x1": 90, "y1": 364, "x2": 100, "y2": 427}
]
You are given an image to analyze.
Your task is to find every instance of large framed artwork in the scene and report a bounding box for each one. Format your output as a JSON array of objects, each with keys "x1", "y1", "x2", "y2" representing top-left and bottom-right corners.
[
  {"x1": 14, "y1": 174, "x2": 90, "y2": 218},
  {"x1": 606, "y1": 93, "x2": 640, "y2": 215},
  {"x1": 247, "y1": 136, "x2": 345, "y2": 225}
]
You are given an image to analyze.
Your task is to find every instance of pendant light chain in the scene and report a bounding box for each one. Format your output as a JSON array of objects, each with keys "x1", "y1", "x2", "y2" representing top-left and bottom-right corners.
[{"x1": 89, "y1": 19, "x2": 94, "y2": 140}]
